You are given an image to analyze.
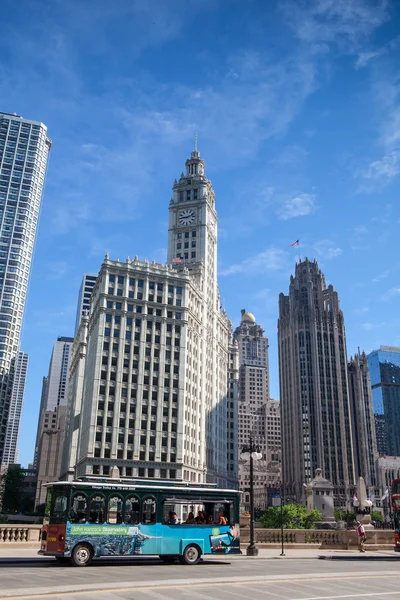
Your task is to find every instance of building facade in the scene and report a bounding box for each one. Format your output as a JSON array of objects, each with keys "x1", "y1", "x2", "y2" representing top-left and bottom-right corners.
[
  {"x1": 74, "y1": 274, "x2": 97, "y2": 334},
  {"x1": 278, "y1": 259, "x2": 355, "y2": 503},
  {"x1": 234, "y1": 310, "x2": 272, "y2": 508},
  {"x1": 62, "y1": 148, "x2": 238, "y2": 488},
  {"x1": 35, "y1": 337, "x2": 73, "y2": 505},
  {"x1": 347, "y1": 352, "x2": 378, "y2": 487},
  {"x1": 367, "y1": 346, "x2": 400, "y2": 457},
  {"x1": 0, "y1": 112, "x2": 51, "y2": 464},
  {"x1": 2, "y1": 351, "x2": 28, "y2": 466}
]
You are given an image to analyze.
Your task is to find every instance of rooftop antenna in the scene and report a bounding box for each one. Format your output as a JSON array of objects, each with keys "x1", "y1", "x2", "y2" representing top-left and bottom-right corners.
[{"x1": 194, "y1": 132, "x2": 198, "y2": 152}]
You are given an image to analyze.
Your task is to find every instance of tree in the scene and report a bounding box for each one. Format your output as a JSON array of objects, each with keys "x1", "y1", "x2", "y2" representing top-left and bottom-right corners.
[
  {"x1": 2, "y1": 466, "x2": 26, "y2": 513},
  {"x1": 371, "y1": 510, "x2": 383, "y2": 523},
  {"x1": 259, "y1": 503, "x2": 322, "y2": 529}
]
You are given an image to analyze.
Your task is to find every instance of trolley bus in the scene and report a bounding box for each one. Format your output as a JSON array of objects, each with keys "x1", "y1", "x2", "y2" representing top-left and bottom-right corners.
[
  {"x1": 391, "y1": 478, "x2": 400, "y2": 552},
  {"x1": 39, "y1": 478, "x2": 241, "y2": 566}
]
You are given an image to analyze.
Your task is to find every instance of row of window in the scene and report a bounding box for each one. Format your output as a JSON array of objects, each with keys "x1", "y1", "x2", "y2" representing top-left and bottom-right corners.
[{"x1": 108, "y1": 276, "x2": 182, "y2": 296}]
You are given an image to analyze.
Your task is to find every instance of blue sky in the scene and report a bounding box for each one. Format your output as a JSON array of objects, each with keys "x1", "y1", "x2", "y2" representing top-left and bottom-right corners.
[{"x1": 1, "y1": 0, "x2": 399, "y2": 467}]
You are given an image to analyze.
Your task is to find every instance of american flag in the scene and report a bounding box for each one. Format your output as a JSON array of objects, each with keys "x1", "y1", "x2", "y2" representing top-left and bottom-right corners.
[
  {"x1": 290, "y1": 240, "x2": 299, "y2": 247},
  {"x1": 172, "y1": 257, "x2": 183, "y2": 263}
]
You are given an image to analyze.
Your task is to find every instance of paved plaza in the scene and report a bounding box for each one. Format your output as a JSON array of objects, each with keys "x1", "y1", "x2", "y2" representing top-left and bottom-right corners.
[{"x1": 0, "y1": 550, "x2": 399, "y2": 600}]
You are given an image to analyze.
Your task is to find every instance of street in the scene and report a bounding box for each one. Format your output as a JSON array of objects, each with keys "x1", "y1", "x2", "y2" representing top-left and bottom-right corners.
[{"x1": 0, "y1": 553, "x2": 400, "y2": 600}]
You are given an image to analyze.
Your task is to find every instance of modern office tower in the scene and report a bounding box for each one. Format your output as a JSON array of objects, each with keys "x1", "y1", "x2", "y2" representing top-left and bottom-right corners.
[
  {"x1": 265, "y1": 399, "x2": 281, "y2": 489},
  {"x1": 35, "y1": 337, "x2": 73, "y2": 504},
  {"x1": 348, "y1": 352, "x2": 378, "y2": 487},
  {"x1": 74, "y1": 274, "x2": 97, "y2": 334},
  {"x1": 234, "y1": 310, "x2": 270, "y2": 508},
  {"x1": 2, "y1": 351, "x2": 28, "y2": 466},
  {"x1": 367, "y1": 346, "x2": 400, "y2": 457},
  {"x1": 62, "y1": 148, "x2": 238, "y2": 488},
  {"x1": 0, "y1": 112, "x2": 51, "y2": 464},
  {"x1": 374, "y1": 415, "x2": 387, "y2": 456},
  {"x1": 33, "y1": 377, "x2": 48, "y2": 468},
  {"x1": 278, "y1": 259, "x2": 355, "y2": 503}
]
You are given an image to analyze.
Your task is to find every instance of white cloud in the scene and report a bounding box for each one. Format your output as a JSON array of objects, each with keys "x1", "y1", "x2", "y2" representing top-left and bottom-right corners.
[
  {"x1": 352, "y1": 225, "x2": 368, "y2": 235},
  {"x1": 314, "y1": 240, "x2": 343, "y2": 260},
  {"x1": 220, "y1": 248, "x2": 288, "y2": 276},
  {"x1": 372, "y1": 270, "x2": 390, "y2": 283},
  {"x1": 382, "y1": 287, "x2": 400, "y2": 300},
  {"x1": 354, "y1": 307, "x2": 369, "y2": 315},
  {"x1": 355, "y1": 50, "x2": 382, "y2": 68},
  {"x1": 280, "y1": 0, "x2": 389, "y2": 49},
  {"x1": 276, "y1": 193, "x2": 316, "y2": 220},
  {"x1": 364, "y1": 150, "x2": 400, "y2": 179},
  {"x1": 361, "y1": 321, "x2": 386, "y2": 330}
]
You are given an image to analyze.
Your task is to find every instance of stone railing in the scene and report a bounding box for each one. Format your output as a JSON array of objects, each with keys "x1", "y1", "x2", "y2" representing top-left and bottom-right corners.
[
  {"x1": 0, "y1": 524, "x2": 42, "y2": 545},
  {"x1": 240, "y1": 528, "x2": 395, "y2": 549}
]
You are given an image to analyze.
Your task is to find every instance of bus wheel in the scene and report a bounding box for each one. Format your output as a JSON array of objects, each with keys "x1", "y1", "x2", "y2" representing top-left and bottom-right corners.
[
  {"x1": 159, "y1": 555, "x2": 177, "y2": 563},
  {"x1": 180, "y1": 544, "x2": 201, "y2": 565},
  {"x1": 71, "y1": 544, "x2": 93, "y2": 567}
]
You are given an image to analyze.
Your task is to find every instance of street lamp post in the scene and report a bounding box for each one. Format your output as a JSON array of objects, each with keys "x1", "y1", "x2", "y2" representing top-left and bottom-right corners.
[
  {"x1": 280, "y1": 483, "x2": 285, "y2": 556},
  {"x1": 241, "y1": 436, "x2": 262, "y2": 556}
]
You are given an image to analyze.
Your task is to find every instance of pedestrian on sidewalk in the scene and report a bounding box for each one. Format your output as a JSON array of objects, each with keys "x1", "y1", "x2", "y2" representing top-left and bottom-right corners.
[{"x1": 355, "y1": 520, "x2": 366, "y2": 552}]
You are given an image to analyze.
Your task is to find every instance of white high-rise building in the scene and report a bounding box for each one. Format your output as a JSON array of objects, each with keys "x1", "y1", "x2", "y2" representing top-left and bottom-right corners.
[
  {"x1": 2, "y1": 351, "x2": 28, "y2": 466},
  {"x1": 234, "y1": 310, "x2": 275, "y2": 509},
  {"x1": 0, "y1": 112, "x2": 51, "y2": 463},
  {"x1": 34, "y1": 337, "x2": 73, "y2": 505},
  {"x1": 62, "y1": 147, "x2": 238, "y2": 488},
  {"x1": 74, "y1": 274, "x2": 97, "y2": 334}
]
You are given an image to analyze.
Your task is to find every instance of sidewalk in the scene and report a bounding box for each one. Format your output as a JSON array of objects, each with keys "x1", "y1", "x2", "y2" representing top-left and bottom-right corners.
[{"x1": 0, "y1": 547, "x2": 399, "y2": 561}]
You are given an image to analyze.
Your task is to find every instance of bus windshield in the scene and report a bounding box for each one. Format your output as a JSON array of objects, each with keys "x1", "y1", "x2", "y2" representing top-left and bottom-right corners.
[
  {"x1": 47, "y1": 486, "x2": 69, "y2": 518},
  {"x1": 392, "y1": 479, "x2": 400, "y2": 496}
]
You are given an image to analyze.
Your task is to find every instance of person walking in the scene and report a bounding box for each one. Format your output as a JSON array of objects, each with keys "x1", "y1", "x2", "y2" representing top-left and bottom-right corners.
[{"x1": 355, "y1": 520, "x2": 366, "y2": 552}]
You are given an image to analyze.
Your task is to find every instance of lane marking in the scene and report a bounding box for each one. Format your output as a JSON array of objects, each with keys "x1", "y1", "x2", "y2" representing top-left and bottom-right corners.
[
  {"x1": 289, "y1": 594, "x2": 400, "y2": 600},
  {"x1": 0, "y1": 573, "x2": 399, "y2": 600}
]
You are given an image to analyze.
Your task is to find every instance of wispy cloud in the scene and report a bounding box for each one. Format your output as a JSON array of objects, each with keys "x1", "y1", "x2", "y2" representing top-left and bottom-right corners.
[
  {"x1": 364, "y1": 150, "x2": 400, "y2": 180},
  {"x1": 372, "y1": 270, "x2": 390, "y2": 283},
  {"x1": 313, "y1": 239, "x2": 343, "y2": 260},
  {"x1": 361, "y1": 321, "x2": 387, "y2": 331},
  {"x1": 382, "y1": 287, "x2": 400, "y2": 300},
  {"x1": 280, "y1": 0, "x2": 389, "y2": 49},
  {"x1": 220, "y1": 248, "x2": 288, "y2": 276},
  {"x1": 276, "y1": 193, "x2": 317, "y2": 220},
  {"x1": 354, "y1": 306, "x2": 369, "y2": 315}
]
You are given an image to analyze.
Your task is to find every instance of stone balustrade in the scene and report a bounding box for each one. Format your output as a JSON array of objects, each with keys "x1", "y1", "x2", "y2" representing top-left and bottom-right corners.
[
  {"x1": 0, "y1": 524, "x2": 42, "y2": 545},
  {"x1": 240, "y1": 528, "x2": 395, "y2": 549}
]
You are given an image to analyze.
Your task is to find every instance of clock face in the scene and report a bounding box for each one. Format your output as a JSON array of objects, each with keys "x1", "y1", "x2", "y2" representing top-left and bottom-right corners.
[{"x1": 178, "y1": 209, "x2": 195, "y2": 226}]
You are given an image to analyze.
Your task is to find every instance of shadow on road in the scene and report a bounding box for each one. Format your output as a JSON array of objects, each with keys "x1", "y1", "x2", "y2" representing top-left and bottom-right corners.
[{"x1": 0, "y1": 556, "x2": 231, "y2": 569}]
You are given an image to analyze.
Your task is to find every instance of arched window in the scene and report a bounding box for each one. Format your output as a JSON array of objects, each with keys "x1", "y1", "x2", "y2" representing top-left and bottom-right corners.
[
  {"x1": 69, "y1": 493, "x2": 88, "y2": 523},
  {"x1": 124, "y1": 495, "x2": 140, "y2": 524},
  {"x1": 107, "y1": 495, "x2": 123, "y2": 524},
  {"x1": 142, "y1": 496, "x2": 157, "y2": 524},
  {"x1": 89, "y1": 493, "x2": 105, "y2": 524}
]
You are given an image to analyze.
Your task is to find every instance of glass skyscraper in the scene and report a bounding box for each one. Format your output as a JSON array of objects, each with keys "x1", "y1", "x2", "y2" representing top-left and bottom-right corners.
[
  {"x1": 0, "y1": 112, "x2": 51, "y2": 464},
  {"x1": 367, "y1": 346, "x2": 400, "y2": 456}
]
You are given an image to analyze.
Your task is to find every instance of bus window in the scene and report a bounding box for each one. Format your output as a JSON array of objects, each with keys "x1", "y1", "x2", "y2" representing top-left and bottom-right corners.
[
  {"x1": 89, "y1": 494, "x2": 105, "y2": 524},
  {"x1": 142, "y1": 496, "x2": 156, "y2": 524},
  {"x1": 69, "y1": 493, "x2": 88, "y2": 523},
  {"x1": 124, "y1": 495, "x2": 140, "y2": 524},
  {"x1": 52, "y1": 489, "x2": 68, "y2": 518},
  {"x1": 108, "y1": 495, "x2": 123, "y2": 524},
  {"x1": 44, "y1": 488, "x2": 52, "y2": 517}
]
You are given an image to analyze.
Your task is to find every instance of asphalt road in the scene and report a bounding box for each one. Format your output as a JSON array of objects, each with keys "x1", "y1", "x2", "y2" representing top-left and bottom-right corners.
[{"x1": 0, "y1": 555, "x2": 400, "y2": 600}]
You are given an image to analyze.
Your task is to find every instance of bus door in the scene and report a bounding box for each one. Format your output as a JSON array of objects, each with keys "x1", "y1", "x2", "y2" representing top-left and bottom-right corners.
[{"x1": 41, "y1": 486, "x2": 69, "y2": 555}]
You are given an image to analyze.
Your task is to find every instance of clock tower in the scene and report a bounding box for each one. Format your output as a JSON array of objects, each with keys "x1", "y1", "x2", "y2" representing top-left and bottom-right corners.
[{"x1": 167, "y1": 148, "x2": 217, "y2": 276}]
